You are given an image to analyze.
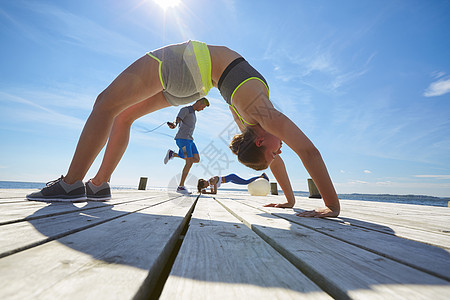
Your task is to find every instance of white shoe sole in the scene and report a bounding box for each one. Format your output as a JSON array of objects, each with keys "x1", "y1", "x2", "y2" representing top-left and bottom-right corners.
[
  {"x1": 164, "y1": 150, "x2": 173, "y2": 164},
  {"x1": 26, "y1": 195, "x2": 87, "y2": 202},
  {"x1": 176, "y1": 190, "x2": 191, "y2": 195},
  {"x1": 86, "y1": 196, "x2": 111, "y2": 201}
]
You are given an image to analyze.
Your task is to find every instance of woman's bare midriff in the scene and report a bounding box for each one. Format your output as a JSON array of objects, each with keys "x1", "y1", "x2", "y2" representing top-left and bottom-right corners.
[{"x1": 208, "y1": 45, "x2": 242, "y2": 87}]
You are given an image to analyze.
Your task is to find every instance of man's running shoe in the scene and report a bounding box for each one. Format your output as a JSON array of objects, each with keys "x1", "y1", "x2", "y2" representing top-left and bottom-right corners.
[
  {"x1": 86, "y1": 180, "x2": 111, "y2": 201},
  {"x1": 26, "y1": 176, "x2": 87, "y2": 202},
  {"x1": 176, "y1": 186, "x2": 191, "y2": 195},
  {"x1": 164, "y1": 149, "x2": 175, "y2": 164}
]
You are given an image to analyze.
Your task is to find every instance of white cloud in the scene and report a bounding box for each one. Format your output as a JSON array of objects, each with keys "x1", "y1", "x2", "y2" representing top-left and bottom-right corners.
[
  {"x1": 0, "y1": 92, "x2": 85, "y2": 129},
  {"x1": 264, "y1": 41, "x2": 374, "y2": 96},
  {"x1": 348, "y1": 180, "x2": 369, "y2": 184},
  {"x1": 414, "y1": 175, "x2": 450, "y2": 180},
  {"x1": 304, "y1": 53, "x2": 336, "y2": 76},
  {"x1": 424, "y1": 77, "x2": 450, "y2": 97},
  {"x1": 431, "y1": 71, "x2": 446, "y2": 79},
  {"x1": 364, "y1": 170, "x2": 372, "y2": 174},
  {"x1": 376, "y1": 181, "x2": 393, "y2": 185},
  {"x1": 3, "y1": 89, "x2": 93, "y2": 110},
  {"x1": 19, "y1": 2, "x2": 144, "y2": 58},
  {"x1": 330, "y1": 52, "x2": 376, "y2": 91}
]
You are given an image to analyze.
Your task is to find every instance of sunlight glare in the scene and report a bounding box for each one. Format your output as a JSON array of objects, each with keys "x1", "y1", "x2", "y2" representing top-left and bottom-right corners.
[{"x1": 154, "y1": 0, "x2": 181, "y2": 11}]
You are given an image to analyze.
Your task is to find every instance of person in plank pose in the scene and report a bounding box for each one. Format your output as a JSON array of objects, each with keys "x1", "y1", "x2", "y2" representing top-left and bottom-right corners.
[
  {"x1": 197, "y1": 173, "x2": 269, "y2": 194},
  {"x1": 26, "y1": 40, "x2": 340, "y2": 218}
]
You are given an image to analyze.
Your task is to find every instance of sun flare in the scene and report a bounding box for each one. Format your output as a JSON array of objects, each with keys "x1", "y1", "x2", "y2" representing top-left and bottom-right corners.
[{"x1": 153, "y1": 0, "x2": 181, "y2": 11}]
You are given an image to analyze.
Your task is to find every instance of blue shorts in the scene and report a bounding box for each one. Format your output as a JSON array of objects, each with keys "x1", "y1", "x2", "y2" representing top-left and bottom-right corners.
[{"x1": 176, "y1": 139, "x2": 199, "y2": 158}]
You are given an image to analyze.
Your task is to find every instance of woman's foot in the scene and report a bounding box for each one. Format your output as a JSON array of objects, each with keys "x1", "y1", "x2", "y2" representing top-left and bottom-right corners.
[
  {"x1": 86, "y1": 180, "x2": 111, "y2": 201},
  {"x1": 26, "y1": 176, "x2": 87, "y2": 202}
]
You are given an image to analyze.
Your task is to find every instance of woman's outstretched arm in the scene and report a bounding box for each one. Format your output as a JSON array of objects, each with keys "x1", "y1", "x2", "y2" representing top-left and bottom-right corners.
[
  {"x1": 257, "y1": 107, "x2": 340, "y2": 217},
  {"x1": 200, "y1": 187, "x2": 217, "y2": 194},
  {"x1": 264, "y1": 156, "x2": 296, "y2": 208}
]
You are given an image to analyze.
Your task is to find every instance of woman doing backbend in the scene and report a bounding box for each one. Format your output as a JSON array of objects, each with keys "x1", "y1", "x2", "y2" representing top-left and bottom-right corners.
[{"x1": 27, "y1": 40, "x2": 340, "y2": 218}]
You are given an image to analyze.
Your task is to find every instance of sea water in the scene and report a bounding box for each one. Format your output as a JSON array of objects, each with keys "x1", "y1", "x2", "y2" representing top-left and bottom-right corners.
[{"x1": 294, "y1": 191, "x2": 449, "y2": 208}]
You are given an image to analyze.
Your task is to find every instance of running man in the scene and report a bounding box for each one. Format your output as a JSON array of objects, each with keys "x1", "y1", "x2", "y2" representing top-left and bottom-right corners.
[{"x1": 164, "y1": 98, "x2": 209, "y2": 194}]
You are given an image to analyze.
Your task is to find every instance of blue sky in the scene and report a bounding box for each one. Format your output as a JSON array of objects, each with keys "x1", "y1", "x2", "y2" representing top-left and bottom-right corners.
[{"x1": 1, "y1": 0, "x2": 449, "y2": 197}]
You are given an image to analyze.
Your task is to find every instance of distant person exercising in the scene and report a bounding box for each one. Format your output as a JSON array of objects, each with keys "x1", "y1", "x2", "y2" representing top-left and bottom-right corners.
[
  {"x1": 198, "y1": 173, "x2": 269, "y2": 194},
  {"x1": 164, "y1": 98, "x2": 209, "y2": 194},
  {"x1": 26, "y1": 40, "x2": 340, "y2": 218}
]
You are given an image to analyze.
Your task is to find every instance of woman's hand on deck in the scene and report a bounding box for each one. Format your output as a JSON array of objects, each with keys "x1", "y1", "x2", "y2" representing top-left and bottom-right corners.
[
  {"x1": 296, "y1": 206, "x2": 340, "y2": 218},
  {"x1": 264, "y1": 202, "x2": 294, "y2": 208}
]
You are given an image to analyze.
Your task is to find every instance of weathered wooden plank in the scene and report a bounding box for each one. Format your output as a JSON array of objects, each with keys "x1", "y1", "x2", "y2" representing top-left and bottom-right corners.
[
  {"x1": 236, "y1": 197, "x2": 450, "y2": 281},
  {"x1": 0, "y1": 190, "x2": 167, "y2": 225},
  {"x1": 0, "y1": 188, "x2": 148, "y2": 200},
  {"x1": 294, "y1": 196, "x2": 450, "y2": 232},
  {"x1": 293, "y1": 197, "x2": 450, "y2": 248},
  {"x1": 232, "y1": 194, "x2": 450, "y2": 249},
  {"x1": 215, "y1": 196, "x2": 450, "y2": 299},
  {"x1": 0, "y1": 189, "x2": 37, "y2": 199},
  {"x1": 332, "y1": 215, "x2": 450, "y2": 249},
  {"x1": 0, "y1": 195, "x2": 197, "y2": 300},
  {"x1": 159, "y1": 196, "x2": 331, "y2": 300},
  {"x1": 247, "y1": 193, "x2": 450, "y2": 228},
  {"x1": 0, "y1": 194, "x2": 178, "y2": 258}
]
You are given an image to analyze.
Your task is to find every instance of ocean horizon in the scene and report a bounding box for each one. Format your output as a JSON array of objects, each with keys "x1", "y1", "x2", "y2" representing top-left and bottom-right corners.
[{"x1": 1, "y1": 180, "x2": 449, "y2": 208}]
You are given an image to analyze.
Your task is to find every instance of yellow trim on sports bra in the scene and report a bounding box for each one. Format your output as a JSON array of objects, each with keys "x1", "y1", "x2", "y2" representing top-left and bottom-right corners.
[
  {"x1": 146, "y1": 52, "x2": 165, "y2": 89},
  {"x1": 229, "y1": 77, "x2": 270, "y2": 126},
  {"x1": 191, "y1": 41, "x2": 213, "y2": 95}
]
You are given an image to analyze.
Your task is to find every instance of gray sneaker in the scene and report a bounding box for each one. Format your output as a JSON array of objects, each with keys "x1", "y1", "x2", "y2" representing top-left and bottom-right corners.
[
  {"x1": 86, "y1": 180, "x2": 111, "y2": 201},
  {"x1": 164, "y1": 149, "x2": 175, "y2": 164},
  {"x1": 26, "y1": 176, "x2": 87, "y2": 202},
  {"x1": 176, "y1": 186, "x2": 191, "y2": 195}
]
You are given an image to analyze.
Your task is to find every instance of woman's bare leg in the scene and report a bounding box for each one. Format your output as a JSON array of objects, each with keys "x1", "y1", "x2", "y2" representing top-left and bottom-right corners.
[
  {"x1": 64, "y1": 55, "x2": 163, "y2": 184},
  {"x1": 91, "y1": 93, "x2": 170, "y2": 185}
]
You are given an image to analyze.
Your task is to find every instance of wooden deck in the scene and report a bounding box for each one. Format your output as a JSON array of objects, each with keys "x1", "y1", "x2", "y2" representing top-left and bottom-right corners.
[{"x1": 0, "y1": 188, "x2": 449, "y2": 299}]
